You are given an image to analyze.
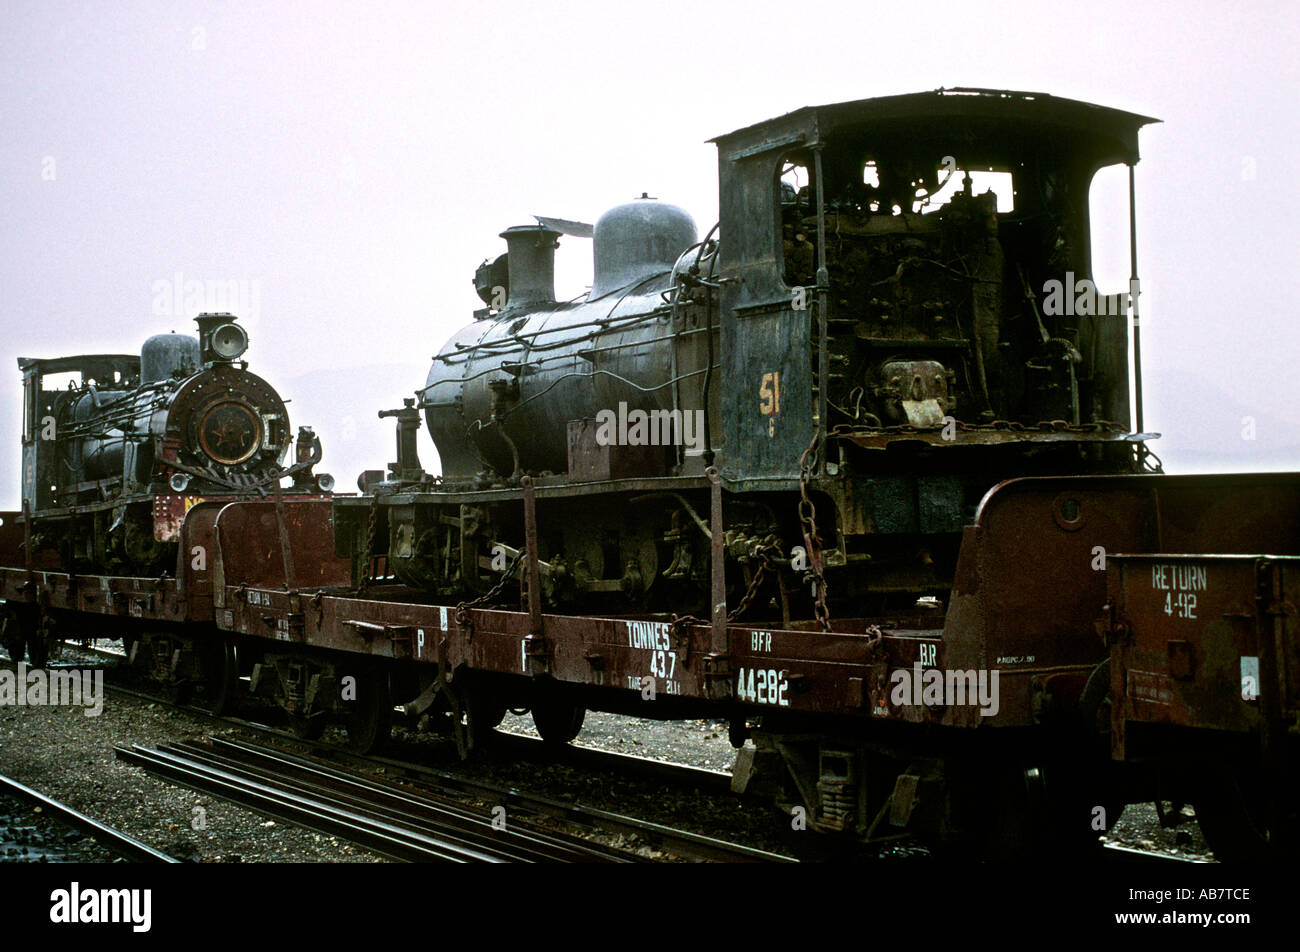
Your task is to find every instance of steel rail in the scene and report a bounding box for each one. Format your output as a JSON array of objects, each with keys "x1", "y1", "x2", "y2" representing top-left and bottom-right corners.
[
  {"x1": 176, "y1": 739, "x2": 632, "y2": 862},
  {"x1": 0, "y1": 771, "x2": 178, "y2": 863},
  {"x1": 114, "y1": 743, "x2": 507, "y2": 862},
  {"x1": 209, "y1": 736, "x2": 786, "y2": 863},
  {"x1": 94, "y1": 676, "x2": 783, "y2": 861},
  {"x1": 358, "y1": 749, "x2": 794, "y2": 863},
  {"x1": 115, "y1": 742, "x2": 631, "y2": 863}
]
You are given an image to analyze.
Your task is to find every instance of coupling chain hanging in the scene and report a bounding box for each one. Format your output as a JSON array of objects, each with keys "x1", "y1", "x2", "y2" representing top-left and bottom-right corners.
[
  {"x1": 455, "y1": 550, "x2": 525, "y2": 639},
  {"x1": 798, "y1": 430, "x2": 832, "y2": 632},
  {"x1": 357, "y1": 496, "x2": 379, "y2": 595},
  {"x1": 728, "y1": 543, "x2": 784, "y2": 622}
]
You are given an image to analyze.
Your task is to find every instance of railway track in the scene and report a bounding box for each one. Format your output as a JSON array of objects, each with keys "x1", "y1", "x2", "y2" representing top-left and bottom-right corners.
[
  {"x1": 0, "y1": 771, "x2": 177, "y2": 863},
  {"x1": 82, "y1": 672, "x2": 790, "y2": 861},
  {"x1": 114, "y1": 738, "x2": 632, "y2": 862}
]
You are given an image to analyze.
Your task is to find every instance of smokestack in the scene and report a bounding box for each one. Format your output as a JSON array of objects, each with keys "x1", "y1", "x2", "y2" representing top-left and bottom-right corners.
[{"x1": 499, "y1": 224, "x2": 560, "y2": 308}]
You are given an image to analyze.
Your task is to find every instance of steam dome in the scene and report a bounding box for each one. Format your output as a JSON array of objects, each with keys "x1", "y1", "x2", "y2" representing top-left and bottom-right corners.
[{"x1": 590, "y1": 197, "x2": 697, "y2": 298}]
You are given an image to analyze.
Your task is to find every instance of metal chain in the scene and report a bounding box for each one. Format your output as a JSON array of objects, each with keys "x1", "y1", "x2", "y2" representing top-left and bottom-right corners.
[
  {"x1": 727, "y1": 543, "x2": 783, "y2": 622},
  {"x1": 357, "y1": 496, "x2": 378, "y2": 594},
  {"x1": 798, "y1": 431, "x2": 832, "y2": 632},
  {"x1": 455, "y1": 550, "x2": 525, "y2": 637}
]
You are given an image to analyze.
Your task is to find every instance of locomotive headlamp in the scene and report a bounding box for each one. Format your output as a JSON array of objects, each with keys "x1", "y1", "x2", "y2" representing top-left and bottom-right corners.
[
  {"x1": 194, "y1": 312, "x2": 249, "y2": 364},
  {"x1": 210, "y1": 322, "x2": 249, "y2": 360},
  {"x1": 169, "y1": 472, "x2": 190, "y2": 492}
]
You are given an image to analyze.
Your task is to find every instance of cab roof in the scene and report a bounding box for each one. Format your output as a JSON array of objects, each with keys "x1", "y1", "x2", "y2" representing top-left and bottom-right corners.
[{"x1": 711, "y1": 87, "x2": 1159, "y2": 166}]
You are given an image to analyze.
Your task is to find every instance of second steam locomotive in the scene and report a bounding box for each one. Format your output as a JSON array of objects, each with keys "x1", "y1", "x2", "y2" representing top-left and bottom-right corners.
[{"x1": 19, "y1": 312, "x2": 332, "y2": 575}]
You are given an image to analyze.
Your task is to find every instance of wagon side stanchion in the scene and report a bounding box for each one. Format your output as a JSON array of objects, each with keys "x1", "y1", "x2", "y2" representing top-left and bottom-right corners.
[
  {"x1": 520, "y1": 475, "x2": 546, "y2": 676},
  {"x1": 704, "y1": 466, "x2": 732, "y2": 701}
]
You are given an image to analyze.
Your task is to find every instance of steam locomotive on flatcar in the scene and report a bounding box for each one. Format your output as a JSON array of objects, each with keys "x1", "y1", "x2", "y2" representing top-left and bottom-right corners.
[
  {"x1": 328, "y1": 88, "x2": 1295, "y2": 857},
  {"x1": 18, "y1": 312, "x2": 332, "y2": 575},
  {"x1": 340, "y1": 89, "x2": 1154, "y2": 617}
]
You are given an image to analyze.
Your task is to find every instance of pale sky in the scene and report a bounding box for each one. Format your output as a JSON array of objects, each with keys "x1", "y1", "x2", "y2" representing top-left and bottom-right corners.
[{"x1": 2, "y1": 0, "x2": 1297, "y2": 502}]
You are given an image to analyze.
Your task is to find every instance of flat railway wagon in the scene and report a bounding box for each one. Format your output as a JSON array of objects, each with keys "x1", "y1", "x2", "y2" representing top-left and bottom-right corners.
[
  {"x1": 1, "y1": 89, "x2": 1296, "y2": 859},
  {"x1": 2, "y1": 478, "x2": 1295, "y2": 859}
]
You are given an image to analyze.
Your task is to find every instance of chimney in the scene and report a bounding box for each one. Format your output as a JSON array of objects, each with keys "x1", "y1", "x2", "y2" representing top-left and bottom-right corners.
[{"x1": 499, "y1": 224, "x2": 560, "y2": 308}]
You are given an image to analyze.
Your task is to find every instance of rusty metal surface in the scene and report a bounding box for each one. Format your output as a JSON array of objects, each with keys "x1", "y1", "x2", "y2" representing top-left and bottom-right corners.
[
  {"x1": 711, "y1": 88, "x2": 1157, "y2": 166},
  {"x1": 4, "y1": 471, "x2": 1297, "y2": 737},
  {"x1": 0, "y1": 511, "x2": 30, "y2": 569},
  {"x1": 708, "y1": 467, "x2": 726, "y2": 656},
  {"x1": 831, "y1": 420, "x2": 1151, "y2": 450},
  {"x1": 220, "y1": 570, "x2": 943, "y2": 720},
  {"x1": 1107, "y1": 555, "x2": 1298, "y2": 756},
  {"x1": 566, "y1": 419, "x2": 672, "y2": 482},
  {"x1": 521, "y1": 476, "x2": 542, "y2": 637},
  {"x1": 175, "y1": 501, "x2": 221, "y2": 614},
  {"x1": 941, "y1": 471, "x2": 1300, "y2": 728},
  {"x1": 0, "y1": 566, "x2": 188, "y2": 623},
  {"x1": 212, "y1": 500, "x2": 350, "y2": 595}
]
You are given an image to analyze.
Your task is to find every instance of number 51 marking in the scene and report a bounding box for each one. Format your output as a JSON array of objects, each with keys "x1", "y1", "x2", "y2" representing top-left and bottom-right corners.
[{"x1": 760, "y1": 372, "x2": 781, "y2": 437}]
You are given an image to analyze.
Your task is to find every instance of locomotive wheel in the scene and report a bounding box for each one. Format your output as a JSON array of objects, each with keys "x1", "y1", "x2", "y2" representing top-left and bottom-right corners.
[
  {"x1": 342, "y1": 670, "x2": 392, "y2": 754},
  {"x1": 198, "y1": 639, "x2": 240, "y2": 716},
  {"x1": 532, "y1": 701, "x2": 585, "y2": 745}
]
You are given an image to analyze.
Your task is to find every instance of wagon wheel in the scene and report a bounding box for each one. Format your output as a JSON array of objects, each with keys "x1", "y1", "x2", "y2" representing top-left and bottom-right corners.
[
  {"x1": 532, "y1": 701, "x2": 585, "y2": 745},
  {"x1": 197, "y1": 638, "x2": 240, "y2": 716},
  {"x1": 342, "y1": 669, "x2": 392, "y2": 754}
]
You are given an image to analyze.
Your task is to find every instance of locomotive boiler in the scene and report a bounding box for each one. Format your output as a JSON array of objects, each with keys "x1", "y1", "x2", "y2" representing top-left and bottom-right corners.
[{"x1": 19, "y1": 312, "x2": 332, "y2": 573}]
